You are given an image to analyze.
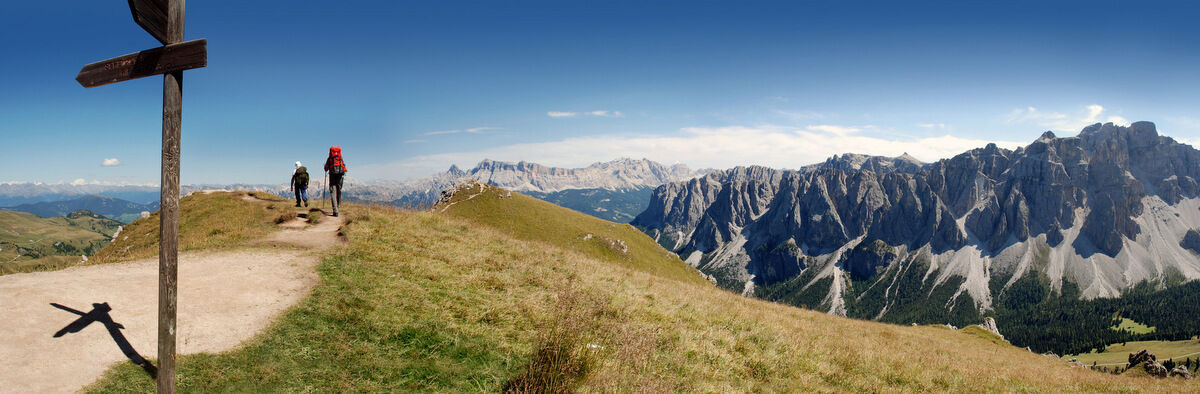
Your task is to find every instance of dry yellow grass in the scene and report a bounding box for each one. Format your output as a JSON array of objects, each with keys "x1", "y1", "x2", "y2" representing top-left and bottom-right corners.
[
  {"x1": 89, "y1": 191, "x2": 296, "y2": 264},
  {"x1": 87, "y1": 193, "x2": 1199, "y2": 392}
]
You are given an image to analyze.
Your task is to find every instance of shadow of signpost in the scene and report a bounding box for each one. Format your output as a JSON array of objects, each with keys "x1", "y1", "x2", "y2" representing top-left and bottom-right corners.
[{"x1": 50, "y1": 302, "x2": 158, "y2": 378}]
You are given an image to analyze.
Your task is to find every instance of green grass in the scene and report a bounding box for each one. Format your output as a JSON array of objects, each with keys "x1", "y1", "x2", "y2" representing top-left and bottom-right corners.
[
  {"x1": 0, "y1": 210, "x2": 120, "y2": 275},
  {"x1": 1068, "y1": 337, "x2": 1200, "y2": 367},
  {"x1": 437, "y1": 182, "x2": 707, "y2": 286},
  {"x1": 1113, "y1": 317, "x2": 1156, "y2": 335},
  {"x1": 86, "y1": 186, "x2": 1199, "y2": 392},
  {"x1": 89, "y1": 191, "x2": 296, "y2": 264},
  {"x1": 959, "y1": 325, "x2": 1010, "y2": 347}
]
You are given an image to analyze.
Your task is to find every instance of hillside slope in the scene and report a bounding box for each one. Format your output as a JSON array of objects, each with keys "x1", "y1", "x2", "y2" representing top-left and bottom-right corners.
[
  {"x1": 0, "y1": 209, "x2": 121, "y2": 275},
  {"x1": 91, "y1": 191, "x2": 298, "y2": 264},
  {"x1": 88, "y1": 185, "x2": 1195, "y2": 391},
  {"x1": 2, "y1": 194, "x2": 158, "y2": 223}
]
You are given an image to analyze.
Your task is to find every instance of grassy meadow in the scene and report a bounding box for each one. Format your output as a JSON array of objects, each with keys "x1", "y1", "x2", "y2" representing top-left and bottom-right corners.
[
  {"x1": 88, "y1": 191, "x2": 297, "y2": 265},
  {"x1": 1114, "y1": 317, "x2": 1157, "y2": 335},
  {"x1": 0, "y1": 210, "x2": 119, "y2": 275},
  {"x1": 85, "y1": 185, "x2": 1199, "y2": 391},
  {"x1": 1069, "y1": 338, "x2": 1200, "y2": 367}
]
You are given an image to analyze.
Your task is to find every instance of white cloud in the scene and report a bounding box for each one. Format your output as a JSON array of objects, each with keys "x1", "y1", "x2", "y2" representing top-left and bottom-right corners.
[
  {"x1": 806, "y1": 124, "x2": 863, "y2": 136},
  {"x1": 548, "y1": 110, "x2": 622, "y2": 118},
  {"x1": 71, "y1": 178, "x2": 87, "y2": 185},
  {"x1": 101, "y1": 158, "x2": 121, "y2": 167},
  {"x1": 1007, "y1": 104, "x2": 1128, "y2": 132},
  {"x1": 355, "y1": 124, "x2": 1026, "y2": 180},
  {"x1": 403, "y1": 139, "x2": 428, "y2": 144},
  {"x1": 1083, "y1": 104, "x2": 1104, "y2": 123},
  {"x1": 423, "y1": 127, "x2": 499, "y2": 136},
  {"x1": 588, "y1": 110, "x2": 623, "y2": 117},
  {"x1": 917, "y1": 123, "x2": 948, "y2": 130}
]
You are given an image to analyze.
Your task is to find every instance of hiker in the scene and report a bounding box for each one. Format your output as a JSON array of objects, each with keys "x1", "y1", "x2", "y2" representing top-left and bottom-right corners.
[
  {"x1": 324, "y1": 146, "x2": 347, "y2": 217},
  {"x1": 290, "y1": 161, "x2": 309, "y2": 207}
]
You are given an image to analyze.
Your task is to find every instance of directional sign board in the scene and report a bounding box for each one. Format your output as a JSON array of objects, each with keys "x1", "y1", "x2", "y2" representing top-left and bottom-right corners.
[
  {"x1": 75, "y1": 39, "x2": 206, "y2": 88},
  {"x1": 128, "y1": 0, "x2": 169, "y2": 45}
]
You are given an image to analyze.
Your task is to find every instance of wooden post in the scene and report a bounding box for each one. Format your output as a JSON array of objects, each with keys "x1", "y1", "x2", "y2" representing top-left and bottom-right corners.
[
  {"x1": 75, "y1": 2, "x2": 203, "y2": 390},
  {"x1": 157, "y1": 1, "x2": 184, "y2": 393}
]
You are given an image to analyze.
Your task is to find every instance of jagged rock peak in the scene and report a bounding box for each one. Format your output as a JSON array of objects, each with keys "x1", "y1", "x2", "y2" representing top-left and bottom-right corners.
[
  {"x1": 635, "y1": 120, "x2": 1200, "y2": 317},
  {"x1": 895, "y1": 152, "x2": 921, "y2": 163}
]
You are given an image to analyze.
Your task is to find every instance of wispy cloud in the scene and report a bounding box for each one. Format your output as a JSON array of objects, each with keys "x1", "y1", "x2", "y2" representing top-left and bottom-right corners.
[
  {"x1": 355, "y1": 124, "x2": 1026, "y2": 180},
  {"x1": 805, "y1": 124, "x2": 864, "y2": 136},
  {"x1": 588, "y1": 110, "x2": 623, "y2": 117},
  {"x1": 1006, "y1": 104, "x2": 1128, "y2": 132},
  {"x1": 547, "y1": 110, "x2": 623, "y2": 118},
  {"x1": 423, "y1": 127, "x2": 500, "y2": 136},
  {"x1": 403, "y1": 139, "x2": 428, "y2": 144},
  {"x1": 101, "y1": 158, "x2": 121, "y2": 167},
  {"x1": 917, "y1": 123, "x2": 948, "y2": 130}
]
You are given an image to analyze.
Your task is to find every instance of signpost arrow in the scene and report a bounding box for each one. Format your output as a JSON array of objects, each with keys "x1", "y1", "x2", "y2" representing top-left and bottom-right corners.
[
  {"x1": 77, "y1": 1, "x2": 202, "y2": 392},
  {"x1": 128, "y1": 0, "x2": 169, "y2": 45},
  {"x1": 75, "y1": 39, "x2": 205, "y2": 88}
]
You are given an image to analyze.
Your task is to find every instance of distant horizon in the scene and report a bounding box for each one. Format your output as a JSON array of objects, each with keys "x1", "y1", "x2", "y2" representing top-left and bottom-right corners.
[
  {"x1": 5, "y1": 118, "x2": 1198, "y2": 187},
  {"x1": 5, "y1": 1, "x2": 1200, "y2": 184}
]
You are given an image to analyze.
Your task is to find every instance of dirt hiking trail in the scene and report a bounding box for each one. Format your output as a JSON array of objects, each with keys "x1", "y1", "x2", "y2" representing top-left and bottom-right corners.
[{"x1": 0, "y1": 210, "x2": 343, "y2": 393}]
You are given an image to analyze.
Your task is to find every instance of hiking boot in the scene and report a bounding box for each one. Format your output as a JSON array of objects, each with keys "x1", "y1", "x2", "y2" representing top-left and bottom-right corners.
[
  {"x1": 304, "y1": 201, "x2": 308, "y2": 207},
  {"x1": 295, "y1": 203, "x2": 301, "y2": 207}
]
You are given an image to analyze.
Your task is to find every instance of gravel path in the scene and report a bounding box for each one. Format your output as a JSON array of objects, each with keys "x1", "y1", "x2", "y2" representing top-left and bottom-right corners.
[{"x1": 0, "y1": 212, "x2": 343, "y2": 393}]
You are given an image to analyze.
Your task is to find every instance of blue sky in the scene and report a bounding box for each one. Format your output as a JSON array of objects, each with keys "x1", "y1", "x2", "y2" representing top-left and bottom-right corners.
[{"x1": 3, "y1": 0, "x2": 1200, "y2": 184}]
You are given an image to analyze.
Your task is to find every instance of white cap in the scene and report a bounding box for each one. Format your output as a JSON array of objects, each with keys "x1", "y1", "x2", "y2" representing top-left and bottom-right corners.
[{"x1": 295, "y1": 161, "x2": 302, "y2": 168}]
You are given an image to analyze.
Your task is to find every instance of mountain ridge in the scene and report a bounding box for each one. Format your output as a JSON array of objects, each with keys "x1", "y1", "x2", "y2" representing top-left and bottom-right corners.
[
  {"x1": 633, "y1": 121, "x2": 1200, "y2": 323},
  {"x1": 2, "y1": 194, "x2": 158, "y2": 224}
]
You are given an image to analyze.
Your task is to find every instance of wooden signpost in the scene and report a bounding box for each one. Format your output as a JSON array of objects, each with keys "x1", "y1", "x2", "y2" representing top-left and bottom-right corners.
[{"x1": 76, "y1": 0, "x2": 204, "y2": 392}]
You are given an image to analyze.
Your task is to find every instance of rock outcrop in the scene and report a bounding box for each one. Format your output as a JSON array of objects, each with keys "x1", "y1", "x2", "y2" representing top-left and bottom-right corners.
[
  {"x1": 1170, "y1": 365, "x2": 1193, "y2": 379},
  {"x1": 1144, "y1": 360, "x2": 1169, "y2": 378},
  {"x1": 634, "y1": 122, "x2": 1200, "y2": 319},
  {"x1": 980, "y1": 317, "x2": 1004, "y2": 340},
  {"x1": 1128, "y1": 349, "x2": 1156, "y2": 369}
]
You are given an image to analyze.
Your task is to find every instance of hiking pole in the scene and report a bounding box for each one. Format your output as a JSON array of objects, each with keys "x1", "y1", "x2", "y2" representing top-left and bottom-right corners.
[{"x1": 322, "y1": 171, "x2": 328, "y2": 213}]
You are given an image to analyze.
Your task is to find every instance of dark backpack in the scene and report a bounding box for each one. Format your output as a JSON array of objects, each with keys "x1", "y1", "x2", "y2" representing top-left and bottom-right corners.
[{"x1": 295, "y1": 166, "x2": 309, "y2": 187}]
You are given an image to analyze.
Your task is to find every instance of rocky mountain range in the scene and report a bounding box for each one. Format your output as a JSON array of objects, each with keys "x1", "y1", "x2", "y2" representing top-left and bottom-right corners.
[
  {"x1": 633, "y1": 121, "x2": 1200, "y2": 323},
  {"x1": 377, "y1": 158, "x2": 708, "y2": 219}
]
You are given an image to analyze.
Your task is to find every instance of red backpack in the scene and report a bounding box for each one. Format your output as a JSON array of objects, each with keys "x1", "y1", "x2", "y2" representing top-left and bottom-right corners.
[{"x1": 328, "y1": 146, "x2": 347, "y2": 175}]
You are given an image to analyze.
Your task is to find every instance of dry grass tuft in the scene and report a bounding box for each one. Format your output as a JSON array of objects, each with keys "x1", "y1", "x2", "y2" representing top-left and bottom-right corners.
[
  {"x1": 504, "y1": 283, "x2": 607, "y2": 393},
  {"x1": 307, "y1": 208, "x2": 324, "y2": 224}
]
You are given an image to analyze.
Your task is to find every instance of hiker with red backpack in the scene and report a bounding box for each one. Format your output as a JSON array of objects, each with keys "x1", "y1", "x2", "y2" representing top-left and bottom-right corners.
[
  {"x1": 290, "y1": 161, "x2": 310, "y2": 207},
  {"x1": 324, "y1": 146, "x2": 347, "y2": 217}
]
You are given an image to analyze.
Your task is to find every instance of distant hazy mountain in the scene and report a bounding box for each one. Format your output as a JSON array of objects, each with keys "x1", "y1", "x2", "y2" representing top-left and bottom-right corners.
[
  {"x1": 0, "y1": 184, "x2": 159, "y2": 206},
  {"x1": 381, "y1": 158, "x2": 708, "y2": 220},
  {"x1": 2, "y1": 194, "x2": 158, "y2": 224},
  {"x1": 802, "y1": 152, "x2": 925, "y2": 174},
  {"x1": 634, "y1": 121, "x2": 1200, "y2": 326}
]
